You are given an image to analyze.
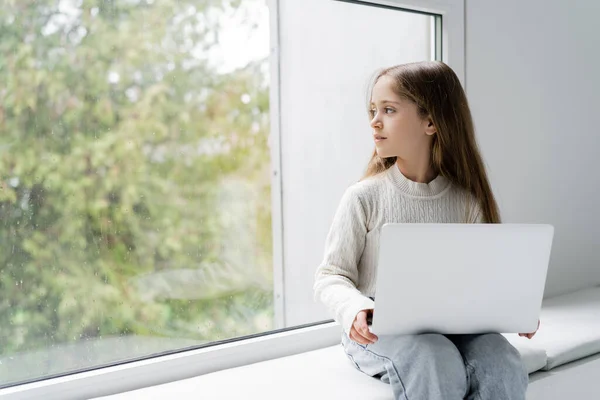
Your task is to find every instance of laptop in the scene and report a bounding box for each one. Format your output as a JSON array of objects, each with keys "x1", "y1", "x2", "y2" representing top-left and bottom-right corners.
[{"x1": 370, "y1": 223, "x2": 554, "y2": 336}]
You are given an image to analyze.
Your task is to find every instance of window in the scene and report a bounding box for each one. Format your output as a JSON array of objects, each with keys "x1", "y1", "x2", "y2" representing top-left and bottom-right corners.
[
  {"x1": 0, "y1": 0, "x2": 456, "y2": 393},
  {"x1": 1, "y1": 0, "x2": 272, "y2": 387},
  {"x1": 277, "y1": 0, "x2": 441, "y2": 327}
]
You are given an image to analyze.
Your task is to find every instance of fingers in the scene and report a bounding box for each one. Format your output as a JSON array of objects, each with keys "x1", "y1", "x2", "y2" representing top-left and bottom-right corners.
[
  {"x1": 349, "y1": 309, "x2": 380, "y2": 346},
  {"x1": 519, "y1": 320, "x2": 540, "y2": 339},
  {"x1": 350, "y1": 326, "x2": 377, "y2": 345},
  {"x1": 349, "y1": 328, "x2": 370, "y2": 345},
  {"x1": 349, "y1": 310, "x2": 378, "y2": 346},
  {"x1": 518, "y1": 332, "x2": 536, "y2": 339},
  {"x1": 356, "y1": 311, "x2": 378, "y2": 343}
]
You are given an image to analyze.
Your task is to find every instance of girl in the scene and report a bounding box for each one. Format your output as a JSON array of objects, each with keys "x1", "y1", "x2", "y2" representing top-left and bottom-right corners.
[{"x1": 313, "y1": 61, "x2": 538, "y2": 400}]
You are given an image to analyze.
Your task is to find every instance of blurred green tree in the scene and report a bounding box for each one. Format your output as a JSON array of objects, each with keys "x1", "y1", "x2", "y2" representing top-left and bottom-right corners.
[{"x1": 0, "y1": 0, "x2": 273, "y2": 357}]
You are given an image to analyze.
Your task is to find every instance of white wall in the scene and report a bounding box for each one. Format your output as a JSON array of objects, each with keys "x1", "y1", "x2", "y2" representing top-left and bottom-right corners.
[
  {"x1": 278, "y1": 0, "x2": 600, "y2": 328},
  {"x1": 466, "y1": 0, "x2": 600, "y2": 297},
  {"x1": 278, "y1": 0, "x2": 433, "y2": 327}
]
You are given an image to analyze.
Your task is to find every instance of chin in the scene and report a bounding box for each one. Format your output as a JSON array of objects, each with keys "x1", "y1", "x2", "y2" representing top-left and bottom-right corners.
[{"x1": 375, "y1": 148, "x2": 395, "y2": 159}]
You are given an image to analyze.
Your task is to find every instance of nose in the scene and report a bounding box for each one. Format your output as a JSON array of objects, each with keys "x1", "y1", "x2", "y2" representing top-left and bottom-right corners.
[{"x1": 370, "y1": 116, "x2": 382, "y2": 129}]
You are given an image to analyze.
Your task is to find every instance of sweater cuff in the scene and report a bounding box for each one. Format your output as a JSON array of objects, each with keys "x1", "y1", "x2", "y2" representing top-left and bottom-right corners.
[{"x1": 341, "y1": 295, "x2": 376, "y2": 335}]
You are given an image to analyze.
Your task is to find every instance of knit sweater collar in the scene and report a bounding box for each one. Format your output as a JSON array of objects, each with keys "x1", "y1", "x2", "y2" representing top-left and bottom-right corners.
[{"x1": 387, "y1": 163, "x2": 450, "y2": 198}]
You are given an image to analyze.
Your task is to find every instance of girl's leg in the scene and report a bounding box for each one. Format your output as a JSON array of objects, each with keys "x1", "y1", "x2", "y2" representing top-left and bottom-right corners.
[
  {"x1": 342, "y1": 333, "x2": 467, "y2": 400},
  {"x1": 446, "y1": 333, "x2": 528, "y2": 400}
]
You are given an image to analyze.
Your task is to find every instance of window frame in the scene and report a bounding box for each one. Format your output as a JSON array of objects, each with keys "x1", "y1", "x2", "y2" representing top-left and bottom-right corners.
[{"x1": 0, "y1": 0, "x2": 464, "y2": 398}]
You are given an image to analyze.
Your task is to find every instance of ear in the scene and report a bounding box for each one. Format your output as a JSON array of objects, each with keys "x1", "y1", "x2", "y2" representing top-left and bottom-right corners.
[{"x1": 424, "y1": 116, "x2": 437, "y2": 136}]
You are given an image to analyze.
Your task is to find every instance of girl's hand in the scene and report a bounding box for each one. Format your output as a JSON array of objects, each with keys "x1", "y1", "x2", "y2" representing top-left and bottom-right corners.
[
  {"x1": 519, "y1": 319, "x2": 540, "y2": 339},
  {"x1": 350, "y1": 309, "x2": 378, "y2": 345}
]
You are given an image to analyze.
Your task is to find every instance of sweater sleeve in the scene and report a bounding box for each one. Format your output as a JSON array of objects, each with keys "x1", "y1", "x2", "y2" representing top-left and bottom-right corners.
[{"x1": 313, "y1": 186, "x2": 375, "y2": 335}]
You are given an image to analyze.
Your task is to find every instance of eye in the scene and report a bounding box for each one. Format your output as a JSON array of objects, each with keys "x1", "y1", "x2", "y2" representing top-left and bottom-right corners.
[
  {"x1": 384, "y1": 107, "x2": 395, "y2": 114},
  {"x1": 368, "y1": 108, "x2": 377, "y2": 117}
]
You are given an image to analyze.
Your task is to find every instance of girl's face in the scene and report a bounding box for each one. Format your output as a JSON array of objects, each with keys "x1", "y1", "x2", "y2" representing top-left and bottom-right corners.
[{"x1": 369, "y1": 75, "x2": 436, "y2": 159}]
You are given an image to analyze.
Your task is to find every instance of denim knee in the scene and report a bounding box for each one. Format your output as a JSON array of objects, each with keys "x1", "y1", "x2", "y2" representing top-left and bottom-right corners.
[
  {"x1": 467, "y1": 334, "x2": 528, "y2": 398},
  {"x1": 388, "y1": 334, "x2": 467, "y2": 391}
]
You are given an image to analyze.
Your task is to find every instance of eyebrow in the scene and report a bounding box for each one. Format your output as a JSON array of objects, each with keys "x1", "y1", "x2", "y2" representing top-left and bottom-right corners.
[{"x1": 370, "y1": 100, "x2": 401, "y2": 106}]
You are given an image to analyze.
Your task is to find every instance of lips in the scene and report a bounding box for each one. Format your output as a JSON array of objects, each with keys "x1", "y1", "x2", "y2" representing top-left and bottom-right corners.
[{"x1": 374, "y1": 135, "x2": 387, "y2": 141}]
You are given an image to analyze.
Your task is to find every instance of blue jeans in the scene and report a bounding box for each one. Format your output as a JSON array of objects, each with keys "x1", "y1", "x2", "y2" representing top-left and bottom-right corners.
[{"x1": 342, "y1": 332, "x2": 528, "y2": 400}]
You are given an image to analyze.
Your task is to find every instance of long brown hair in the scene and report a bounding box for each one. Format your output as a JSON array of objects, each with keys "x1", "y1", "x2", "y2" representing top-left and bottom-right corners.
[{"x1": 363, "y1": 61, "x2": 500, "y2": 223}]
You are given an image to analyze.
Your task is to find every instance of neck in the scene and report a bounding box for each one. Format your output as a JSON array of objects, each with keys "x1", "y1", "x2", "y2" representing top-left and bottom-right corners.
[{"x1": 396, "y1": 157, "x2": 436, "y2": 183}]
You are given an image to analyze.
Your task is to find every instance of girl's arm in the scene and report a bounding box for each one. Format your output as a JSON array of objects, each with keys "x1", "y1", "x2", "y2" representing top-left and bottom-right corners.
[{"x1": 313, "y1": 186, "x2": 375, "y2": 335}]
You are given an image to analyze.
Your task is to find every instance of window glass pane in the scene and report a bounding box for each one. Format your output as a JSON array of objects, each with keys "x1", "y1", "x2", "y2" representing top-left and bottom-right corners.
[
  {"x1": 277, "y1": 0, "x2": 436, "y2": 327},
  {"x1": 0, "y1": 0, "x2": 271, "y2": 386}
]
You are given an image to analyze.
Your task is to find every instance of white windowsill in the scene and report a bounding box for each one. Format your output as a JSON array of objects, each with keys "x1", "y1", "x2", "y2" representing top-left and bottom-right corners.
[{"x1": 0, "y1": 322, "x2": 342, "y2": 400}]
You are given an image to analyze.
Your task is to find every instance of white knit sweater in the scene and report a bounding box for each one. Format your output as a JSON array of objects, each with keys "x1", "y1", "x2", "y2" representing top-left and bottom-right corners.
[{"x1": 313, "y1": 164, "x2": 482, "y2": 334}]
